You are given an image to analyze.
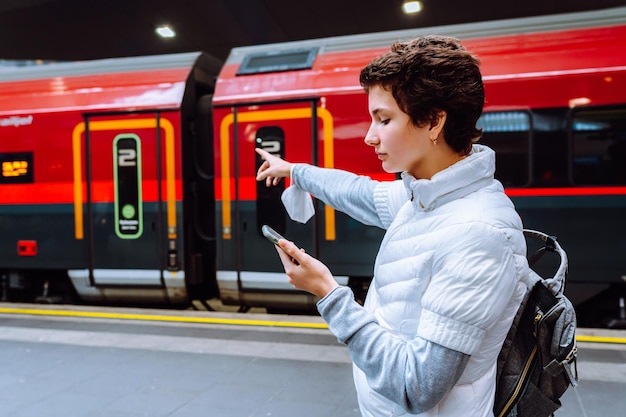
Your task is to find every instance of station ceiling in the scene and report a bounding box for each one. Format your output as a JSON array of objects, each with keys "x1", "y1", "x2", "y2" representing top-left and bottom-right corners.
[{"x1": 1, "y1": 0, "x2": 625, "y2": 62}]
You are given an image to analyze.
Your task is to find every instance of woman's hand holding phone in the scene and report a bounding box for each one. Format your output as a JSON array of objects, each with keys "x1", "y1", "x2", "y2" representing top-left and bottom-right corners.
[
  {"x1": 275, "y1": 239, "x2": 338, "y2": 299},
  {"x1": 262, "y1": 225, "x2": 338, "y2": 299}
]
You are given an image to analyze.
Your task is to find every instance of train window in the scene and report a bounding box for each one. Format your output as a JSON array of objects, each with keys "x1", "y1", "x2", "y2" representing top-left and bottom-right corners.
[
  {"x1": 237, "y1": 47, "x2": 318, "y2": 75},
  {"x1": 572, "y1": 107, "x2": 626, "y2": 185},
  {"x1": 255, "y1": 126, "x2": 287, "y2": 236},
  {"x1": 0, "y1": 151, "x2": 34, "y2": 184},
  {"x1": 113, "y1": 134, "x2": 143, "y2": 239},
  {"x1": 529, "y1": 109, "x2": 569, "y2": 187},
  {"x1": 477, "y1": 111, "x2": 531, "y2": 187}
]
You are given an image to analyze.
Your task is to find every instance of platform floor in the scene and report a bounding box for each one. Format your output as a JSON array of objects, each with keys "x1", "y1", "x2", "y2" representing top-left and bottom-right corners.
[{"x1": 0, "y1": 302, "x2": 624, "y2": 417}]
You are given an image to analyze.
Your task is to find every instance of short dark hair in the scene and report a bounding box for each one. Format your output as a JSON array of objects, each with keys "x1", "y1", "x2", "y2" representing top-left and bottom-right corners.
[{"x1": 359, "y1": 35, "x2": 484, "y2": 154}]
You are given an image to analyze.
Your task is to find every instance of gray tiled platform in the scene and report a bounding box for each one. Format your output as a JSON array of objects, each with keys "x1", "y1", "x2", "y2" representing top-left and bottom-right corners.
[
  {"x1": 0, "y1": 303, "x2": 624, "y2": 417},
  {"x1": 0, "y1": 342, "x2": 358, "y2": 417}
]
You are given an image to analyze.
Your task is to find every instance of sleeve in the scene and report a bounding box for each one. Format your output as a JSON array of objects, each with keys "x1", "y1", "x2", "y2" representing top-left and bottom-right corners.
[
  {"x1": 291, "y1": 164, "x2": 407, "y2": 229},
  {"x1": 317, "y1": 286, "x2": 470, "y2": 414},
  {"x1": 417, "y1": 223, "x2": 520, "y2": 355}
]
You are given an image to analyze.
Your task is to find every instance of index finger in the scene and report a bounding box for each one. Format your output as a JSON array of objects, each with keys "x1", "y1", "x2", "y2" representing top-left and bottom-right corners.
[{"x1": 255, "y1": 148, "x2": 271, "y2": 159}]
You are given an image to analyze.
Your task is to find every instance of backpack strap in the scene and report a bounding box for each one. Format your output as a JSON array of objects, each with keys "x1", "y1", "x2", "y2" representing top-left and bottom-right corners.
[
  {"x1": 524, "y1": 229, "x2": 579, "y2": 387},
  {"x1": 523, "y1": 229, "x2": 568, "y2": 295}
]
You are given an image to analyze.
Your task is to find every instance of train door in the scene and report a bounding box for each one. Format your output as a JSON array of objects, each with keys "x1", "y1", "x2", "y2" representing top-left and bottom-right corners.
[
  {"x1": 217, "y1": 101, "x2": 320, "y2": 308},
  {"x1": 80, "y1": 113, "x2": 171, "y2": 294}
]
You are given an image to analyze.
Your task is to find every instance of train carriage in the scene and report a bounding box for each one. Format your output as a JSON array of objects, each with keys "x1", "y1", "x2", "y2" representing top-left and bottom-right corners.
[
  {"x1": 1, "y1": 6, "x2": 625, "y2": 324},
  {"x1": 0, "y1": 52, "x2": 222, "y2": 304}
]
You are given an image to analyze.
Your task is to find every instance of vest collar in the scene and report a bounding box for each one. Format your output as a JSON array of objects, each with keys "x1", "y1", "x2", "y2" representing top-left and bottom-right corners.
[{"x1": 401, "y1": 144, "x2": 496, "y2": 211}]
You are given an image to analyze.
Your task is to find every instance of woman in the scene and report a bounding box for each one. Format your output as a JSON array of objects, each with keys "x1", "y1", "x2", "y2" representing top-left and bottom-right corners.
[{"x1": 256, "y1": 35, "x2": 528, "y2": 417}]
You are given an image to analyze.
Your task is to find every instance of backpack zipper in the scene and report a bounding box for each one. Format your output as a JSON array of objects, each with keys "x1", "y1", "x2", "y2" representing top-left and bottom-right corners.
[{"x1": 497, "y1": 312, "x2": 542, "y2": 417}]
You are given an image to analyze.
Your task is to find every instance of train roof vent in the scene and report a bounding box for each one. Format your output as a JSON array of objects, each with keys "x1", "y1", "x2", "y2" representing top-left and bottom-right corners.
[{"x1": 236, "y1": 47, "x2": 318, "y2": 75}]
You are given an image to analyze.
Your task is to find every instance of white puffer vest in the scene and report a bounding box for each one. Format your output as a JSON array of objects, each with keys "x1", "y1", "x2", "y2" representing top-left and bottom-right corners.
[{"x1": 354, "y1": 145, "x2": 528, "y2": 417}]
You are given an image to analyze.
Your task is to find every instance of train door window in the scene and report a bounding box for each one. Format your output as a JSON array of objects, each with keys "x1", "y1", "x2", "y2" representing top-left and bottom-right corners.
[
  {"x1": 255, "y1": 126, "x2": 287, "y2": 235},
  {"x1": 477, "y1": 111, "x2": 531, "y2": 187},
  {"x1": 530, "y1": 109, "x2": 569, "y2": 187},
  {"x1": 572, "y1": 107, "x2": 626, "y2": 185}
]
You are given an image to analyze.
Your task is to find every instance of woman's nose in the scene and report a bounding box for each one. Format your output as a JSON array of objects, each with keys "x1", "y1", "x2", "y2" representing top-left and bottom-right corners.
[{"x1": 364, "y1": 125, "x2": 378, "y2": 146}]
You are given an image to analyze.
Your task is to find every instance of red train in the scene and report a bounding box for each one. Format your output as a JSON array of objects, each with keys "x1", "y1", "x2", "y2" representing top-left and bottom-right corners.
[{"x1": 1, "y1": 7, "x2": 625, "y2": 324}]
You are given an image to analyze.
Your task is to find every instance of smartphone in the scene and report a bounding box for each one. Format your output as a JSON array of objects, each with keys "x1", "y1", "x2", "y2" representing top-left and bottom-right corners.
[
  {"x1": 262, "y1": 225, "x2": 300, "y2": 265},
  {"x1": 262, "y1": 225, "x2": 285, "y2": 245}
]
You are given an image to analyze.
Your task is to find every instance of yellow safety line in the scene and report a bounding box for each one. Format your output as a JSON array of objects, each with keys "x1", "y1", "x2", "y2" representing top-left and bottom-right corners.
[
  {"x1": 219, "y1": 107, "x2": 336, "y2": 240},
  {"x1": 576, "y1": 334, "x2": 626, "y2": 345},
  {"x1": 2, "y1": 307, "x2": 626, "y2": 339},
  {"x1": 72, "y1": 118, "x2": 177, "y2": 240},
  {"x1": 0, "y1": 307, "x2": 329, "y2": 330}
]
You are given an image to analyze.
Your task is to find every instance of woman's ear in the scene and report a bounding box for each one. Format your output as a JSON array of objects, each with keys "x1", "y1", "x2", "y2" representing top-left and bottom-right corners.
[{"x1": 429, "y1": 110, "x2": 447, "y2": 141}]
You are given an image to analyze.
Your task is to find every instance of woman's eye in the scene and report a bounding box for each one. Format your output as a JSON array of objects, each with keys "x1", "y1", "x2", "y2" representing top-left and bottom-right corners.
[{"x1": 380, "y1": 119, "x2": 390, "y2": 125}]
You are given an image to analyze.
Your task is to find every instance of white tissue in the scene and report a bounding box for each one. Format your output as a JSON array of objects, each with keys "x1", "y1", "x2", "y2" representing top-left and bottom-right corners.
[{"x1": 281, "y1": 185, "x2": 315, "y2": 223}]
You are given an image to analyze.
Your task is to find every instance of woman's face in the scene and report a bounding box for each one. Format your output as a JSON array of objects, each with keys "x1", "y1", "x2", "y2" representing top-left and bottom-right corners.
[{"x1": 364, "y1": 84, "x2": 433, "y2": 178}]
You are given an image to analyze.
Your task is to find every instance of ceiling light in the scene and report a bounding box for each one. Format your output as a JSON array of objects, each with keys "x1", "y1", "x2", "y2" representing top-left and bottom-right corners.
[
  {"x1": 155, "y1": 25, "x2": 176, "y2": 38},
  {"x1": 402, "y1": 1, "x2": 423, "y2": 14}
]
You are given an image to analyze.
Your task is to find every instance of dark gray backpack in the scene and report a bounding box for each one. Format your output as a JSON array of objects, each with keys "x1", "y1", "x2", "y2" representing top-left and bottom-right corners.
[{"x1": 494, "y1": 229, "x2": 578, "y2": 417}]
